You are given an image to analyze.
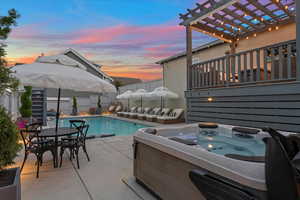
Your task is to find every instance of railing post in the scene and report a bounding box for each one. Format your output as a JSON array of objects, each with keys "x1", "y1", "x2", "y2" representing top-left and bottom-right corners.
[
  {"x1": 186, "y1": 25, "x2": 193, "y2": 89},
  {"x1": 297, "y1": 1, "x2": 300, "y2": 80}
]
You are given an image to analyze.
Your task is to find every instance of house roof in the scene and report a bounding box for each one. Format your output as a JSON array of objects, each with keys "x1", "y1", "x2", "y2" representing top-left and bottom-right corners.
[
  {"x1": 156, "y1": 39, "x2": 225, "y2": 64},
  {"x1": 63, "y1": 48, "x2": 113, "y2": 82}
]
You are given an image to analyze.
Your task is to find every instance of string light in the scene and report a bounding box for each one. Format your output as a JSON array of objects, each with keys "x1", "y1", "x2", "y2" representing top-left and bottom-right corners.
[
  {"x1": 253, "y1": 33, "x2": 257, "y2": 37},
  {"x1": 208, "y1": 97, "x2": 213, "y2": 102},
  {"x1": 268, "y1": 27, "x2": 272, "y2": 31},
  {"x1": 275, "y1": 26, "x2": 279, "y2": 30},
  {"x1": 246, "y1": 36, "x2": 249, "y2": 40},
  {"x1": 285, "y1": 5, "x2": 289, "y2": 10}
]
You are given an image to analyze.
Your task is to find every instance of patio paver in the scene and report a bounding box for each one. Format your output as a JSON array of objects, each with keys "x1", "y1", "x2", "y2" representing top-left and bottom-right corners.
[{"x1": 14, "y1": 136, "x2": 156, "y2": 200}]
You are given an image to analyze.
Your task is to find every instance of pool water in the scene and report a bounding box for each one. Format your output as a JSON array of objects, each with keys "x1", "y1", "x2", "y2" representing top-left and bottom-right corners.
[
  {"x1": 59, "y1": 116, "x2": 149, "y2": 136},
  {"x1": 175, "y1": 132, "x2": 265, "y2": 156}
]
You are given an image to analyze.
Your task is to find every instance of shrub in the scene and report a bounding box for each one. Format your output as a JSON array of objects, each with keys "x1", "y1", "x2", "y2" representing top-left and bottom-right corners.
[
  {"x1": 72, "y1": 96, "x2": 77, "y2": 110},
  {"x1": 0, "y1": 106, "x2": 22, "y2": 169},
  {"x1": 97, "y1": 96, "x2": 101, "y2": 109},
  {"x1": 19, "y1": 86, "x2": 32, "y2": 118}
]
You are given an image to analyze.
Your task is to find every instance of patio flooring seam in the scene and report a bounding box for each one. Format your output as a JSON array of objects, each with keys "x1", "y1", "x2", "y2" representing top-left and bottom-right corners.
[
  {"x1": 102, "y1": 140, "x2": 133, "y2": 161},
  {"x1": 69, "y1": 154, "x2": 95, "y2": 200}
]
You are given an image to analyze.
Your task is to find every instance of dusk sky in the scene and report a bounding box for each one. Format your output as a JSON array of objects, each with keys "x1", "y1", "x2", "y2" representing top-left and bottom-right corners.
[{"x1": 2, "y1": 0, "x2": 214, "y2": 81}]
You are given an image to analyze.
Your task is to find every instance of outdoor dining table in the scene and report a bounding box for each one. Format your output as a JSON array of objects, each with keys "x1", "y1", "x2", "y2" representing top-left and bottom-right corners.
[{"x1": 40, "y1": 127, "x2": 78, "y2": 168}]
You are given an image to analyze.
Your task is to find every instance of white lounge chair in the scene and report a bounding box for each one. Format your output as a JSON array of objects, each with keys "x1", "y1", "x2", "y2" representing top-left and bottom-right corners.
[
  {"x1": 137, "y1": 107, "x2": 153, "y2": 120},
  {"x1": 157, "y1": 108, "x2": 184, "y2": 124},
  {"x1": 128, "y1": 107, "x2": 143, "y2": 119},
  {"x1": 117, "y1": 106, "x2": 137, "y2": 117},
  {"x1": 146, "y1": 108, "x2": 171, "y2": 122}
]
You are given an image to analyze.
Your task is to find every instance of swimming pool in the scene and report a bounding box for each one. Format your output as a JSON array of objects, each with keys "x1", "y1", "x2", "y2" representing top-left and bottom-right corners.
[{"x1": 58, "y1": 116, "x2": 149, "y2": 136}]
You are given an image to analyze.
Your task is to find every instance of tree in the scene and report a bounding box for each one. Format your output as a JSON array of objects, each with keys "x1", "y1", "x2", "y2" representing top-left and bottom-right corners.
[
  {"x1": 0, "y1": 9, "x2": 20, "y2": 95},
  {"x1": 0, "y1": 9, "x2": 21, "y2": 169},
  {"x1": 19, "y1": 86, "x2": 32, "y2": 118},
  {"x1": 113, "y1": 80, "x2": 123, "y2": 92}
]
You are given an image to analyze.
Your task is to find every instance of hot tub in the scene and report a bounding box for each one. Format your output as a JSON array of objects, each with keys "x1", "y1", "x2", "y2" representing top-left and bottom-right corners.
[{"x1": 133, "y1": 123, "x2": 274, "y2": 200}]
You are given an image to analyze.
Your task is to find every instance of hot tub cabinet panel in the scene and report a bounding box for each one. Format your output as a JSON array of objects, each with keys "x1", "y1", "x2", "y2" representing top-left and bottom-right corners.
[
  {"x1": 134, "y1": 142, "x2": 267, "y2": 200},
  {"x1": 134, "y1": 142, "x2": 205, "y2": 200}
]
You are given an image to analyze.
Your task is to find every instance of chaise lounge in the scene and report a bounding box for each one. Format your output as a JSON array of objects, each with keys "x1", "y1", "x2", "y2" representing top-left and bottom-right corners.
[
  {"x1": 157, "y1": 108, "x2": 184, "y2": 124},
  {"x1": 137, "y1": 107, "x2": 152, "y2": 120},
  {"x1": 146, "y1": 108, "x2": 171, "y2": 122}
]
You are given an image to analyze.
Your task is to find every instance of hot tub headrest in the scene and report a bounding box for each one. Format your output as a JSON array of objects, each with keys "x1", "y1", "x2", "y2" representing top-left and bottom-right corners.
[
  {"x1": 232, "y1": 127, "x2": 260, "y2": 135},
  {"x1": 144, "y1": 128, "x2": 157, "y2": 135},
  {"x1": 198, "y1": 122, "x2": 218, "y2": 129}
]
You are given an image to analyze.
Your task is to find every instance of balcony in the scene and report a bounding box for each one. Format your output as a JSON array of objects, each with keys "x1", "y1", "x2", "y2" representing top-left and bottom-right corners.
[{"x1": 189, "y1": 40, "x2": 297, "y2": 90}]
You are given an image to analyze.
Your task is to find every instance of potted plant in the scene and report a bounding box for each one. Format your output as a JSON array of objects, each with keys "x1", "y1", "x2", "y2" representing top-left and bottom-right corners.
[
  {"x1": 72, "y1": 96, "x2": 78, "y2": 116},
  {"x1": 0, "y1": 107, "x2": 22, "y2": 200},
  {"x1": 0, "y1": 8, "x2": 21, "y2": 200},
  {"x1": 96, "y1": 96, "x2": 102, "y2": 114},
  {"x1": 19, "y1": 86, "x2": 32, "y2": 123}
]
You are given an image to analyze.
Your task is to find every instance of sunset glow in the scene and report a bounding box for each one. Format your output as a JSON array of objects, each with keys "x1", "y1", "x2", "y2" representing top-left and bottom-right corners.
[{"x1": 2, "y1": 0, "x2": 213, "y2": 81}]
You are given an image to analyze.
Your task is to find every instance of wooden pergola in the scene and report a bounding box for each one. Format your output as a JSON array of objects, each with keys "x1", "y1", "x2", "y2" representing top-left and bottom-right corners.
[{"x1": 179, "y1": 0, "x2": 299, "y2": 88}]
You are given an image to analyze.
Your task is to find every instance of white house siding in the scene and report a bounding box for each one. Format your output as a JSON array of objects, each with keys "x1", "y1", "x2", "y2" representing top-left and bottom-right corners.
[{"x1": 0, "y1": 92, "x2": 20, "y2": 120}]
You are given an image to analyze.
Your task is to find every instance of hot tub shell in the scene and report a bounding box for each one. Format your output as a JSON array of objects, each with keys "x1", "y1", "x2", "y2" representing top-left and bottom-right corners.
[{"x1": 133, "y1": 124, "x2": 272, "y2": 200}]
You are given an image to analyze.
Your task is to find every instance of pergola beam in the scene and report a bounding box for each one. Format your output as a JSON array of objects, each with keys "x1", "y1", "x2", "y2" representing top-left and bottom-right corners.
[
  {"x1": 180, "y1": 0, "x2": 238, "y2": 26},
  {"x1": 222, "y1": 8, "x2": 257, "y2": 29},
  {"x1": 271, "y1": 0, "x2": 293, "y2": 18},
  {"x1": 212, "y1": 12, "x2": 248, "y2": 33},
  {"x1": 247, "y1": 0, "x2": 278, "y2": 19},
  {"x1": 186, "y1": 25, "x2": 193, "y2": 90},
  {"x1": 192, "y1": 23, "x2": 234, "y2": 43},
  {"x1": 233, "y1": 3, "x2": 267, "y2": 26},
  {"x1": 202, "y1": 17, "x2": 236, "y2": 34}
]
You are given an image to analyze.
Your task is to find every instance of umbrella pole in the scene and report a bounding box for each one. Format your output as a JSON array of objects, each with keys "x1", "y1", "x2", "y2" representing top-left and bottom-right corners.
[
  {"x1": 161, "y1": 96, "x2": 163, "y2": 109},
  {"x1": 54, "y1": 88, "x2": 61, "y2": 168},
  {"x1": 141, "y1": 96, "x2": 143, "y2": 108}
]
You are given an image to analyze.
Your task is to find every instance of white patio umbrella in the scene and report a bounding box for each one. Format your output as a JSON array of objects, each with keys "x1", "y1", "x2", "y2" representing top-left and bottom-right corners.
[
  {"x1": 149, "y1": 87, "x2": 178, "y2": 109},
  {"x1": 116, "y1": 90, "x2": 133, "y2": 108},
  {"x1": 12, "y1": 55, "x2": 116, "y2": 164},
  {"x1": 131, "y1": 89, "x2": 147, "y2": 108}
]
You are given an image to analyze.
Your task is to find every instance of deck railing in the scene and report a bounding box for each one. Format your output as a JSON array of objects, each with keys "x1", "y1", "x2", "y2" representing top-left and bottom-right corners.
[{"x1": 190, "y1": 40, "x2": 297, "y2": 89}]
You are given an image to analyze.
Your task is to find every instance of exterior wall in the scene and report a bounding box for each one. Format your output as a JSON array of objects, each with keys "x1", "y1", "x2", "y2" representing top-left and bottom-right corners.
[
  {"x1": 236, "y1": 23, "x2": 296, "y2": 52},
  {"x1": 0, "y1": 92, "x2": 20, "y2": 120},
  {"x1": 186, "y1": 82, "x2": 300, "y2": 133},
  {"x1": 46, "y1": 88, "x2": 116, "y2": 114},
  {"x1": 118, "y1": 80, "x2": 163, "y2": 109},
  {"x1": 162, "y1": 22, "x2": 296, "y2": 112}
]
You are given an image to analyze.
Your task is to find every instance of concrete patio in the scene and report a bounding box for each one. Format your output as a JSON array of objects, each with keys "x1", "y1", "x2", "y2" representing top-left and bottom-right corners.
[{"x1": 14, "y1": 136, "x2": 157, "y2": 200}]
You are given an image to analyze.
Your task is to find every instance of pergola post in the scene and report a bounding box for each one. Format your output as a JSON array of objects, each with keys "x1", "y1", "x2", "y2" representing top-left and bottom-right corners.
[
  {"x1": 186, "y1": 25, "x2": 193, "y2": 90},
  {"x1": 297, "y1": 0, "x2": 300, "y2": 80}
]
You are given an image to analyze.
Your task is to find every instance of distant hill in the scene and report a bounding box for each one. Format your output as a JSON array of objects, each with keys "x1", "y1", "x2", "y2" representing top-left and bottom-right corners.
[{"x1": 112, "y1": 76, "x2": 142, "y2": 86}]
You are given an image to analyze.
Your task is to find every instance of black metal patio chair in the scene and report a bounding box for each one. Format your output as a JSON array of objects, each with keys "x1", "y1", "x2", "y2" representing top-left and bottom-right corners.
[
  {"x1": 20, "y1": 122, "x2": 56, "y2": 178},
  {"x1": 60, "y1": 124, "x2": 90, "y2": 169},
  {"x1": 265, "y1": 136, "x2": 299, "y2": 200}
]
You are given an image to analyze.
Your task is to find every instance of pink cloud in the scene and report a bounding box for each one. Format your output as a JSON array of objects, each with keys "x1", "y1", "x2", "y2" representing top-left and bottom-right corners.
[{"x1": 69, "y1": 24, "x2": 184, "y2": 45}]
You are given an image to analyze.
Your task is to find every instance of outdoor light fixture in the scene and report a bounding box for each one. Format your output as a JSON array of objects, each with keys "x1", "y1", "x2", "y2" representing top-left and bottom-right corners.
[{"x1": 208, "y1": 97, "x2": 213, "y2": 102}]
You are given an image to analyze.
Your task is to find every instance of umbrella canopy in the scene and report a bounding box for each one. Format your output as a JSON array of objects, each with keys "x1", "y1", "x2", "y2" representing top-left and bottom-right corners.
[
  {"x1": 12, "y1": 54, "x2": 116, "y2": 167},
  {"x1": 149, "y1": 87, "x2": 178, "y2": 99},
  {"x1": 148, "y1": 87, "x2": 178, "y2": 108},
  {"x1": 116, "y1": 90, "x2": 133, "y2": 109},
  {"x1": 12, "y1": 55, "x2": 116, "y2": 93},
  {"x1": 131, "y1": 89, "x2": 147, "y2": 99},
  {"x1": 116, "y1": 90, "x2": 133, "y2": 100},
  {"x1": 131, "y1": 89, "x2": 148, "y2": 108}
]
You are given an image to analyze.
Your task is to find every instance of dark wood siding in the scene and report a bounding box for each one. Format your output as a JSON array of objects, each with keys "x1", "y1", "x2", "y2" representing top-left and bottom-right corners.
[{"x1": 186, "y1": 82, "x2": 300, "y2": 132}]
